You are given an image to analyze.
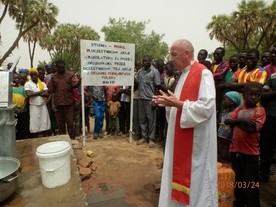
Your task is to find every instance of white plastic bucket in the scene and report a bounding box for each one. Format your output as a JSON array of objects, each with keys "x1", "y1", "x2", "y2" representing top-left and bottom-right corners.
[{"x1": 36, "y1": 141, "x2": 71, "y2": 188}]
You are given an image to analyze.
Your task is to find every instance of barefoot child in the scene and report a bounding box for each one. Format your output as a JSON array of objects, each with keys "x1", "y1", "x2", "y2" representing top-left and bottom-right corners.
[{"x1": 107, "y1": 92, "x2": 121, "y2": 135}]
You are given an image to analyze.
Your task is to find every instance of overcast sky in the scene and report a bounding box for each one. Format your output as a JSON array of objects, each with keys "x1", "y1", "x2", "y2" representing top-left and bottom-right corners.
[{"x1": 1, "y1": 0, "x2": 273, "y2": 69}]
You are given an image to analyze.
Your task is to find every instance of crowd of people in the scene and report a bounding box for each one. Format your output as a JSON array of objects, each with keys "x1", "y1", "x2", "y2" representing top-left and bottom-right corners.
[
  {"x1": 152, "y1": 41, "x2": 276, "y2": 207},
  {"x1": 9, "y1": 41, "x2": 276, "y2": 206}
]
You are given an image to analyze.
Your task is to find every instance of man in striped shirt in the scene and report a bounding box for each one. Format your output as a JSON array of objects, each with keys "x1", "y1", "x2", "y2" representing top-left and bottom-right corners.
[{"x1": 226, "y1": 48, "x2": 267, "y2": 92}]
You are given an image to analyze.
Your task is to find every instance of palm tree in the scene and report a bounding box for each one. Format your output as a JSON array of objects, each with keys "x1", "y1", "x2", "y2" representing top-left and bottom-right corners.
[
  {"x1": 0, "y1": 0, "x2": 24, "y2": 45},
  {"x1": 22, "y1": 0, "x2": 58, "y2": 67},
  {"x1": 207, "y1": 0, "x2": 275, "y2": 53},
  {"x1": 207, "y1": 15, "x2": 237, "y2": 49},
  {"x1": 0, "y1": 0, "x2": 58, "y2": 66},
  {"x1": 0, "y1": 0, "x2": 24, "y2": 24},
  {"x1": 233, "y1": 0, "x2": 265, "y2": 50},
  {"x1": 256, "y1": 0, "x2": 276, "y2": 49}
]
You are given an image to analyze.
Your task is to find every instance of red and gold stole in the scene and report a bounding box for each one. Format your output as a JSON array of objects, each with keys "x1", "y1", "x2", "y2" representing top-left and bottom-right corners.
[{"x1": 171, "y1": 62, "x2": 205, "y2": 205}]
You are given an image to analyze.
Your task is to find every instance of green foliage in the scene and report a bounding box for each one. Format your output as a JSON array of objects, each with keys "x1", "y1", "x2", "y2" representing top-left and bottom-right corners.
[
  {"x1": 224, "y1": 45, "x2": 241, "y2": 61},
  {"x1": 0, "y1": 0, "x2": 59, "y2": 66},
  {"x1": 101, "y1": 18, "x2": 169, "y2": 62},
  {"x1": 22, "y1": 0, "x2": 59, "y2": 67},
  {"x1": 40, "y1": 23, "x2": 100, "y2": 71},
  {"x1": 37, "y1": 60, "x2": 48, "y2": 68},
  {"x1": 207, "y1": 0, "x2": 275, "y2": 53}
]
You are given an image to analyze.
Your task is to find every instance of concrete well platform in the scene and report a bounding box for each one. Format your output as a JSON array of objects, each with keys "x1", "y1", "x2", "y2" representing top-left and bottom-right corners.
[{"x1": 1, "y1": 135, "x2": 87, "y2": 207}]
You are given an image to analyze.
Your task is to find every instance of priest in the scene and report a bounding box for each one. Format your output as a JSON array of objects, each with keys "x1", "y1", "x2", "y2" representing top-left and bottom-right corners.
[{"x1": 153, "y1": 39, "x2": 218, "y2": 207}]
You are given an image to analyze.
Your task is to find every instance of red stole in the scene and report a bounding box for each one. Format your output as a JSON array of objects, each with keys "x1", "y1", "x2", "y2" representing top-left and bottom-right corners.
[{"x1": 171, "y1": 62, "x2": 205, "y2": 205}]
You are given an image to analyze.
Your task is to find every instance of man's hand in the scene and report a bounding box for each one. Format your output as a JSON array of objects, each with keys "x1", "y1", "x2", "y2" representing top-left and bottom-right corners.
[
  {"x1": 52, "y1": 105, "x2": 57, "y2": 113},
  {"x1": 151, "y1": 101, "x2": 157, "y2": 108},
  {"x1": 152, "y1": 90, "x2": 182, "y2": 108}
]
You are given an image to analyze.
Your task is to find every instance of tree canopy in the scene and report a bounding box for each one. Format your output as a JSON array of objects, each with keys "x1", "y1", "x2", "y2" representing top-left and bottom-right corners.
[
  {"x1": 207, "y1": 0, "x2": 275, "y2": 54},
  {"x1": 40, "y1": 23, "x2": 100, "y2": 71},
  {"x1": 101, "y1": 18, "x2": 169, "y2": 61}
]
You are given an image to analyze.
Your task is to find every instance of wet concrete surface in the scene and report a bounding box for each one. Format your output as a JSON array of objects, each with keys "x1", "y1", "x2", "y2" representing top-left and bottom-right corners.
[{"x1": 1, "y1": 135, "x2": 87, "y2": 207}]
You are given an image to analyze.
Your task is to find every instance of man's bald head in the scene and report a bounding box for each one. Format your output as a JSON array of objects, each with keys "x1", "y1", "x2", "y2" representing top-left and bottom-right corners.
[
  {"x1": 178, "y1": 39, "x2": 194, "y2": 53},
  {"x1": 170, "y1": 39, "x2": 194, "y2": 70}
]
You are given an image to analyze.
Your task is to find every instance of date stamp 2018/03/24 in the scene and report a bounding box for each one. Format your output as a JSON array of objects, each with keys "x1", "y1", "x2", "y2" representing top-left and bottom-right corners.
[{"x1": 218, "y1": 181, "x2": 259, "y2": 189}]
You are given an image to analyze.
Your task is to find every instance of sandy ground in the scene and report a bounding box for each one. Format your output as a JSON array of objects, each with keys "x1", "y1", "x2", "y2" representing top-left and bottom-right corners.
[
  {"x1": 78, "y1": 117, "x2": 276, "y2": 207},
  {"x1": 81, "y1": 133, "x2": 164, "y2": 207}
]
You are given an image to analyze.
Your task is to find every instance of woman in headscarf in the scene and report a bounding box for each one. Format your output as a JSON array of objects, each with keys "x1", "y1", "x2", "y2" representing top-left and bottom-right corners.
[{"x1": 24, "y1": 68, "x2": 51, "y2": 138}]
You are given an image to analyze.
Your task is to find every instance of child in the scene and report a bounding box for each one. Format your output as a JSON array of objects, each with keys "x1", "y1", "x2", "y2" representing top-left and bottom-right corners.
[
  {"x1": 225, "y1": 82, "x2": 266, "y2": 207},
  {"x1": 217, "y1": 91, "x2": 242, "y2": 163},
  {"x1": 107, "y1": 92, "x2": 121, "y2": 135}
]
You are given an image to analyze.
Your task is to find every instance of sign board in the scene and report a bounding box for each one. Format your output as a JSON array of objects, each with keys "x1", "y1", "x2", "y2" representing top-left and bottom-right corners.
[{"x1": 80, "y1": 40, "x2": 135, "y2": 86}]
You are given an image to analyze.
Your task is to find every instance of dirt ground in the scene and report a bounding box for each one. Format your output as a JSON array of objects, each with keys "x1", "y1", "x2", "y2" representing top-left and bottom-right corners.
[
  {"x1": 80, "y1": 133, "x2": 164, "y2": 207},
  {"x1": 77, "y1": 118, "x2": 276, "y2": 207}
]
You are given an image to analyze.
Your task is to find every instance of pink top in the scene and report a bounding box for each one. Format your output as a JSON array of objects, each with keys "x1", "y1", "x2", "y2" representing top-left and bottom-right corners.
[{"x1": 264, "y1": 64, "x2": 276, "y2": 77}]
